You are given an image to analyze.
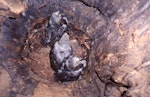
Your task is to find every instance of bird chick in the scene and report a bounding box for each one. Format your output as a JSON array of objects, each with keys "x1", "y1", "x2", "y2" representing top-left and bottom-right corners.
[
  {"x1": 45, "y1": 11, "x2": 68, "y2": 46},
  {"x1": 49, "y1": 11, "x2": 62, "y2": 27},
  {"x1": 50, "y1": 33, "x2": 72, "y2": 71},
  {"x1": 57, "y1": 56, "x2": 86, "y2": 81},
  {"x1": 48, "y1": 12, "x2": 88, "y2": 82},
  {"x1": 63, "y1": 56, "x2": 86, "y2": 71},
  {"x1": 53, "y1": 33, "x2": 72, "y2": 64},
  {"x1": 50, "y1": 33, "x2": 87, "y2": 82}
]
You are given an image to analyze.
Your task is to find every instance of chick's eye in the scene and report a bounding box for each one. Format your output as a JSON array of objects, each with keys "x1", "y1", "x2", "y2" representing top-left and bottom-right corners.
[
  {"x1": 78, "y1": 64, "x2": 83, "y2": 68},
  {"x1": 60, "y1": 51, "x2": 64, "y2": 53}
]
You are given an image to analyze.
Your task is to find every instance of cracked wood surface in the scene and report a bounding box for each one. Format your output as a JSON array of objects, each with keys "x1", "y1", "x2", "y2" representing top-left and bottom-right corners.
[{"x1": 0, "y1": 0, "x2": 150, "y2": 97}]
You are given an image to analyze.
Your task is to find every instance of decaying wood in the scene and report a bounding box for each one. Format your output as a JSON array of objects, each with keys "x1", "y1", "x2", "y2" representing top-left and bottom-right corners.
[{"x1": 0, "y1": 0, "x2": 150, "y2": 97}]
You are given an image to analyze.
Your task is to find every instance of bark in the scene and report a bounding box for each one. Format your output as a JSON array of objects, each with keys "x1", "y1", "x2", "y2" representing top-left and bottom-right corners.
[{"x1": 0, "y1": 0, "x2": 150, "y2": 97}]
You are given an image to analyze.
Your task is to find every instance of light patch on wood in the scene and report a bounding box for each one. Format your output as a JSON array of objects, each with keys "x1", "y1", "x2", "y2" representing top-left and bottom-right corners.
[{"x1": 0, "y1": 0, "x2": 27, "y2": 14}]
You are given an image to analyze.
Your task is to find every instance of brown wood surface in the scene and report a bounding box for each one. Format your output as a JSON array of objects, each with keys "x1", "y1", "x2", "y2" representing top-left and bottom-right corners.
[{"x1": 0, "y1": 0, "x2": 150, "y2": 97}]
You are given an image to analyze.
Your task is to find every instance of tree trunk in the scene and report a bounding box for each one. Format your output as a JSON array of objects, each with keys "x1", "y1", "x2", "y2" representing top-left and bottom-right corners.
[{"x1": 0, "y1": 0, "x2": 150, "y2": 97}]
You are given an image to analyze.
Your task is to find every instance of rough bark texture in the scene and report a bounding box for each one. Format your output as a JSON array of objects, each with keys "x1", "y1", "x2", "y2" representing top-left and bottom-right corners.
[{"x1": 0, "y1": 0, "x2": 150, "y2": 97}]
